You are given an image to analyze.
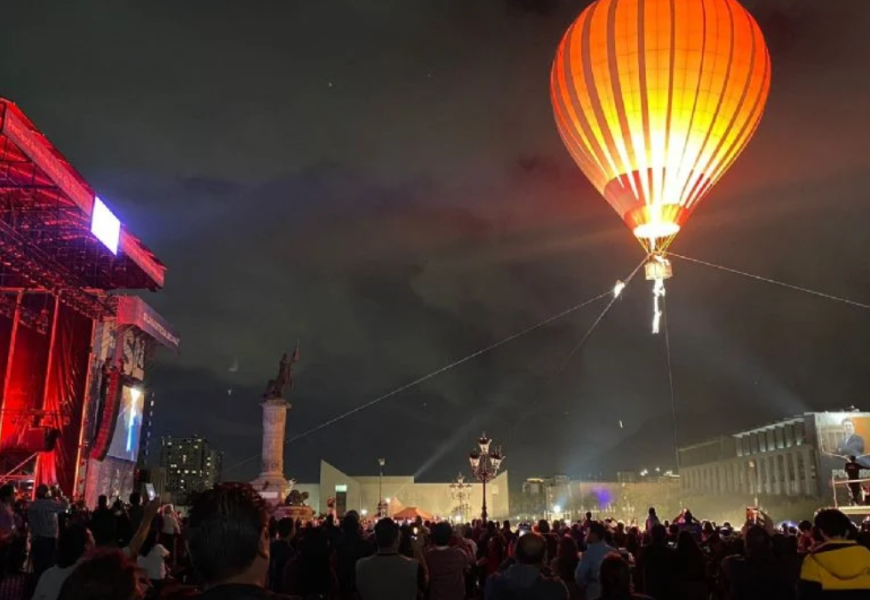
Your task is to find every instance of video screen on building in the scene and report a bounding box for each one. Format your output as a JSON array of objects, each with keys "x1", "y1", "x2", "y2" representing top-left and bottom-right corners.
[
  {"x1": 814, "y1": 412, "x2": 870, "y2": 505},
  {"x1": 107, "y1": 385, "x2": 145, "y2": 463},
  {"x1": 815, "y1": 412, "x2": 870, "y2": 466}
]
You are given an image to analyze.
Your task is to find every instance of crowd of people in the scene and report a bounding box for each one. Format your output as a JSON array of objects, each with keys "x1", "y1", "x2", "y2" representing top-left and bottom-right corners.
[{"x1": 2, "y1": 482, "x2": 870, "y2": 600}]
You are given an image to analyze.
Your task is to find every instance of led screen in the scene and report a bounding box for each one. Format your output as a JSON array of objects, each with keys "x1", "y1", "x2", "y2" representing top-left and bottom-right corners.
[
  {"x1": 107, "y1": 385, "x2": 144, "y2": 462},
  {"x1": 815, "y1": 412, "x2": 870, "y2": 465},
  {"x1": 814, "y1": 412, "x2": 870, "y2": 506},
  {"x1": 91, "y1": 197, "x2": 121, "y2": 255}
]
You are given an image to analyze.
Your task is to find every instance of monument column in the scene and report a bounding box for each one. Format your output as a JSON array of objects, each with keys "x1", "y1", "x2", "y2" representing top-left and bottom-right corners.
[
  {"x1": 251, "y1": 347, "x2": 299, "y2": 504},
  {"x1": 251, "y1": 398, "x2": 291, "y2": 502}
]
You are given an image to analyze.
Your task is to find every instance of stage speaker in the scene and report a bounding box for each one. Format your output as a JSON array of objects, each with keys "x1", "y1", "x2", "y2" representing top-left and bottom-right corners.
[{"x1": 19, "y1": 427, "x2": 60, "y2": 453}]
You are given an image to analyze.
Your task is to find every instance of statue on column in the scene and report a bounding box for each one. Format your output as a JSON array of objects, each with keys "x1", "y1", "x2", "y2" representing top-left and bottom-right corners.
[{"x1": 263, "y1": 345, "x2": 300, "y2": 400}]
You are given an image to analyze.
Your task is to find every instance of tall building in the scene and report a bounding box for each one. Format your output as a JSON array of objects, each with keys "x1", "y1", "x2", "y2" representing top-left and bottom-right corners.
[
  {"x1": 137, "y1": 392, "x2": 157, "y2": 469},
  {"x1": 160, "y1": 435, "x2": 221, "y2": 503}
]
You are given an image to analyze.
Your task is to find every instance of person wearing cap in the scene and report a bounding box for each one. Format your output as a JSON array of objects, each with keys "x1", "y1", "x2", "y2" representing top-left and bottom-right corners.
[{"x1": 28, "y1": 484, "x2": 70, "y2": 580}]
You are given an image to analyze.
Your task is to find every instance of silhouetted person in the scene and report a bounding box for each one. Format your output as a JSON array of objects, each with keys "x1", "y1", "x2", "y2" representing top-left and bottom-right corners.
[
  {"x1": 487, "y1": 532, "x2": 567, "y2": 600},
  {"x1": 334, "y1": 511, "x2": 373, "y2": 600},
  {"x1": 425, "y1": 522, "x2": 468, "y2": 600},
  {"x1": 57, "y1": 549, "x2": 145, "y2": 600},
  {"x1": 575, "y1": 522, "x2": 614, "y2": 600},
  {"x1": 185, "y1": 484, "x2": 276, "y2": 600},
  {"x1": 720, "y1": 525, "x2": 795, "y2": 600},
  {"x1": 599, "y1": 552, "x2": 652, "y2": 600},
  {"x1": 33, "y1": 524, "x2": 94, "y2": 600},
  {"x1": 268, "y1": 518, "x2": 295, "y2": 593},
  {"x1": 673, "y1": 530, "x2": 709, "y2": 600},
  {"x1": 645, "y1": 507, "x2": 661, "y2": 532},
  {"x1": 29, "y1": 485, "x2": 69, "y2": 580},
  {"x1": 90, "y1": 495, "x2": 116, "y2": 547},
  {"x1": 356, "y1": 518, "x2": 424, "y2": 600},
  {"x1": 637, "y1": 524, "x2": 674, "y2": 600},
  {"x1": 845, "y1": 456, "x2": 863, "y2": 505},
  {"x1": 127, "y1": 493, "x2": 144, "y2": 542}
]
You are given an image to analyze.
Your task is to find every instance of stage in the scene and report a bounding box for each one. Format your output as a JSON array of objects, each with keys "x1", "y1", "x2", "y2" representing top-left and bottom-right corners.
[{"x1": 0, "y1": 98, "x2": 178, "y2": 501}]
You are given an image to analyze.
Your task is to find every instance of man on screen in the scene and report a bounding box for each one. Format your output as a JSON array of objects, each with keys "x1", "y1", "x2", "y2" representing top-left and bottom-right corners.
[{"x1": 837, "y1": 418, "x2": 865, "y2": 457}]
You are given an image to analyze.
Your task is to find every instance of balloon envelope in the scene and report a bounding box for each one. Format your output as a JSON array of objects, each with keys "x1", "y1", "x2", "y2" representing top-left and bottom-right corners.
[{"x1": 551, "y1": 0, "x2": 771, "y2": 253}]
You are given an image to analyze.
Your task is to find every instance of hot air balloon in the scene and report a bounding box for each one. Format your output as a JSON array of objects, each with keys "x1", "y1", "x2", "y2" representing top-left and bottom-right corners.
[{"x1": 551, "y1": 0, "x2": 771, "y2": 332}]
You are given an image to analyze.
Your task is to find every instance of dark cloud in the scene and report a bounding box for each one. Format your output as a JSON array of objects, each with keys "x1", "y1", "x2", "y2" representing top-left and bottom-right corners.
[
  {"x1": 504, "y1": 0, "x2": 568, "y2": 17},
  {"x1": 1, "y1": 0, "x2": 869, "y2": 484}
]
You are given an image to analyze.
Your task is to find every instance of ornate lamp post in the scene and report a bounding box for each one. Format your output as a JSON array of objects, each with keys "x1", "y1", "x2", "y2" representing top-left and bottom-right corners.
[
  {"x1": 468, "y1": 432, "x2": 505, "y2": 521},
  {"x1": 377, "y1": 457, "x2": 386, "y2": 518},
  {"x1": 449, "y1": 472, "x2": 472, "y2": 522}
]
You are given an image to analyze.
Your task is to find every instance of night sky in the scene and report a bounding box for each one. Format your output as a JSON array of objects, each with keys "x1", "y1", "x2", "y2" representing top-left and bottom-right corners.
[{"x1": 2, "y1": 0, "x2": 869, "y2": 486}]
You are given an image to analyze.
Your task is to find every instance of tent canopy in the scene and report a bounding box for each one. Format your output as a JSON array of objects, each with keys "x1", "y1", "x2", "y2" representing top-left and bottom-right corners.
[{"x1": 392, "y1": 506, "x2": 434, "y2": 521}]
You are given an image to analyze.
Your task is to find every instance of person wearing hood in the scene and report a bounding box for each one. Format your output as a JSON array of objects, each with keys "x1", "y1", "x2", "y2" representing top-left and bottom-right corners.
[
  {"x1": 486, "y1": 532, "x2": 567, "y2": 600},
  {"x1": 798, "y1": 509, "x2": 870, "y2": 600}
]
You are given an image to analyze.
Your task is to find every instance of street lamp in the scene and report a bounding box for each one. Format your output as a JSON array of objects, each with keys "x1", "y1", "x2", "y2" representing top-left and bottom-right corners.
[
  {"x1": 377, "y1": 457, "x2": 386, "y2": 518},
  {"x1": 468, "y1": 432, "x2": 505, "y2": 521},
  {"x1": 450, "y1": 472, "x2": 472, "y2": 522}
]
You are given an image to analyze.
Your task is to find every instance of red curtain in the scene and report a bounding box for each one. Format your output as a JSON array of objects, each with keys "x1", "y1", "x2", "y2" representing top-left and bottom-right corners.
[
  {"x1": 36, "y1": 303, "x2": 93, "y2": 494},
  {"x1": 0, "y1": 294, "x2": 51, "y2": 454}
]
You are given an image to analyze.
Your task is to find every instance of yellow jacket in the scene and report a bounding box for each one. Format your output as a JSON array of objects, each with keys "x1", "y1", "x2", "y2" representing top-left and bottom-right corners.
[{"x1": 799, "y1": 540, "x2": 870, "y2": 599}]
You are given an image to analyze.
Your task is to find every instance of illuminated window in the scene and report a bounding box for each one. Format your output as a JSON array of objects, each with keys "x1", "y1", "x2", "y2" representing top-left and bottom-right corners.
[{"x1": 795, "y1": 422, "x2": 806, "y2": 445}]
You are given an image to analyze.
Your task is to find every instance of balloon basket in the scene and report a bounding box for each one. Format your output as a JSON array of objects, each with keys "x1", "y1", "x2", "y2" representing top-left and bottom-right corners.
[
  {"x1": 644, "y1": 254, "x2": 673, "y2": 281},
  {"x1": 645, "y1": 254, "x2": 672, "y2": 334}
]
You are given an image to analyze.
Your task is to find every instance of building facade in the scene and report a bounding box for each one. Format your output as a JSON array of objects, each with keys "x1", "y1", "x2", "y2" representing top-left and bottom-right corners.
[
  {"x1": 679, "y1": 411, "x2": 870, "y2": 504},
  {"x1": 159, "y1": 435, "x2": 222, "y2": 503},
  {"x1": 515, "y1": 474, "x2": 681, "y2": 522},
  {"x1": 294, "y1": 461, "x2": 510, "y2": 520},
  {"x1": 137, "y1": 392, "x2": 157, "y2": 469}
]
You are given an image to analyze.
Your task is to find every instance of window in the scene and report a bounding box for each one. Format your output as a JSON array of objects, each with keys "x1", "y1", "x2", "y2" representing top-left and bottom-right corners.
[
  {"x1": 795, "y1": 421, "x2": 806, "y2": 446},
  {"x1": 776, "y1": 454, "x2": 788, "y2": 493}
]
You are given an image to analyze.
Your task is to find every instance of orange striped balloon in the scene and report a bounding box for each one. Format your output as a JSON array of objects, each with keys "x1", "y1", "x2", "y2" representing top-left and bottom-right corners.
[{"x1": 551, "y1": 0, "x2": 771, "y2": 253}]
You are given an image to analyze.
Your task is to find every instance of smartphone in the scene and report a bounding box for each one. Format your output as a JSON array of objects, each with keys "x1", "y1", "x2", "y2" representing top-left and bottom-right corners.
[
  {"x1": 145, "y1": 483, "x2": 156, "y2": 501},
  {"x1": 745, "y1": 507, "x2": 759, "y2": 522}
]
